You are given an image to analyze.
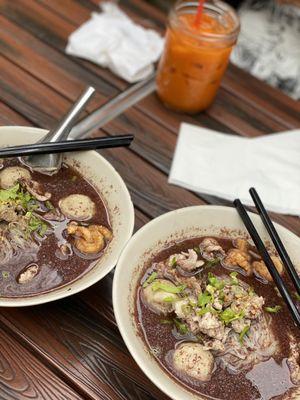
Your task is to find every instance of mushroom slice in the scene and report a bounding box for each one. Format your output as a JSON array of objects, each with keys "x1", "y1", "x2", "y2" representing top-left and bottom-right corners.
[
  {"x1": 59, "y1": 194, "x2": 95, "y2": 221},
  {"x1": 173, "y1": 343, "x2": 214, "y2": 381},
  {"x1": 18, "y1": 264, "x2": 39, "y2": 284},
  {"x1": 142, "y1": 279, "x2": 179, "y2": 315},
  {"x1": 0, "y1": 166, "x2": 31, "y2": 189},
  {"x1": 19, "y1": 178, "x2": 51, "y2": 201}
]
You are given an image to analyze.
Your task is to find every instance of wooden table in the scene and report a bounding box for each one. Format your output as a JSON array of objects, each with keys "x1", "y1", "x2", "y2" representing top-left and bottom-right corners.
[{"x1": 0, "y1": 0, "x2": 299, "y2": 398}]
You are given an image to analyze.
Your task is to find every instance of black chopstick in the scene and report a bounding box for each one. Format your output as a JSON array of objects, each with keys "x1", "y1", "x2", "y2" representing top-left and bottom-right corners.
[
  {"x1": 234, "y1": 199, "x2": 300, "y2": 327},
  {"x1": 249, "y1": 187, "x2": 300, "y2": 296},
  {"x1": 0, "y1": 135, "x2": 134, "y2": 158}
]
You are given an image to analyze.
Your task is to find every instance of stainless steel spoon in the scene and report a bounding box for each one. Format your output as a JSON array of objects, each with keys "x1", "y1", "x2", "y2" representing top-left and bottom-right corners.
[{"x1": 22, "y1": 86, "x2": 95, "y2": 175}]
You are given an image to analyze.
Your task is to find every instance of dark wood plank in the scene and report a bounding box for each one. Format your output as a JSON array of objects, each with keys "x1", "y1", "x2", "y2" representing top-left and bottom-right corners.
[
  {"x1": 223, "y1": 65, "x2": 300, "y2": 129},
  {"x1": 0, "y1": 55, "x2": 70, "y2": 127},
  {"x1": 0, "y1": 295, "x2": 169, "y2": 400},
  {"x1": 0, "y1": 327, "x2": 84, "y2": 400},
  {"x1": 0, "y1": 20, "x2": 106, "y2": 113},
  {"x1": 0, "y1": 102, "x2": 30, "y2": 127}
]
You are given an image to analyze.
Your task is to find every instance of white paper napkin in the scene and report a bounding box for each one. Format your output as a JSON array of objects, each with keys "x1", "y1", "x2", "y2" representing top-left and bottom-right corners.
[
  {"x1": 169, "y1": 123, "x2": 300, "y2": 216},
  {"x1": 66, "y1": 2, "x2": 164, "y2": 83}
]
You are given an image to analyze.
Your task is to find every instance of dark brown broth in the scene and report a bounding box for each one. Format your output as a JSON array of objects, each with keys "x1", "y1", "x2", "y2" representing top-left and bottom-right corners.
[
  {"x1": 0, "y1": 159, "x2": 110, "y2": 297},
  {"x1": 136, "y1": 237, "x2": 300, "y2": 400}
]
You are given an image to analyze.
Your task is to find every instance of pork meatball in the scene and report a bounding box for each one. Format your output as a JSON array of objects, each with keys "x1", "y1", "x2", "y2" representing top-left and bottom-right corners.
[
  {"x1": 0, "y1": 166, "x2": 31, "y2": 189},
  {"x1": 253, "y1": 256, "x2": 284, "y2": 282},
  {"x1": 142, "y1": 279, "x2": 178, "y2": 314},
  {"x1": 173, "y1": 343, "x2": 214, "y2": 381},
  {"x1": 59, "y1": 194, "x2": 96, "y2": 221}
]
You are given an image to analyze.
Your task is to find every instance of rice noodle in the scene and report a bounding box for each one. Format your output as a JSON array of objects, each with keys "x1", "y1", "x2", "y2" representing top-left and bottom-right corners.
[
  {"x1": 217, "y1": 314, "x2": 279, "y2": 373},
  {"x1": 287, "y1": 333, "x2": 300, "y2": 386},
  {"x1": 0, "y1": 220, "x2": 39, "y2": 265}
]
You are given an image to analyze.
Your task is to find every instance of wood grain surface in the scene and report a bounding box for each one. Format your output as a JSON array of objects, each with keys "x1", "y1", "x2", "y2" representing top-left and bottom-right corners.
[{"x1": 0, "y1": 0, "x2": 299, "y2": 399}]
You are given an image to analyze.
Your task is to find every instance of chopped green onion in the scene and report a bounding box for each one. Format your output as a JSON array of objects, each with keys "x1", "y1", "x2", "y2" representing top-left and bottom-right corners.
[
  {"x1": 39, "y1": 222, "x2": 48, "y2": 237},
  {"x1": 163, "y1": 296, "x2": 176, "y2": 303},
  {"x1": 160, "y1": 319, "x2": 173, "y2": 325},
  {"x1": 71, "y1": 175, "x2": 77, "y2": 182},
  {"x1": 0, "y1": 184, "x2": 19, "y2": 202},
  {"x1": 182, "y1": 304, "x2": 192, "y2": 315},
  {"x1": 142, "y1": 272, "x2": 157, "y2": 288},
  {"x1": 189, "y1": 299, "x2": 197, "y2": 308},
  {"x1": 230, "y1": 271, "x2": 239, "y2": 285},
  {"x1": 233, "y1": 286, "x2": 245, "y2": 298},
  {"x1": 27, "y1": 214, "x2": 48, "y2": 237},
  {"x1": 295, "y1": 292, "x2": 300, "y2": 301},
  {"x1": 45, "y1": 200, "x2": 54, "y2": 210},
  {"x1": 204, "y1": 258, "x2": 220, "y2": 268},
  {"x1": 193, "y1": 247, "x2": 201, "y2": 255},
  {"x1": 196, "y1": 306, "x2": 218, "y2": 316},
  {"x1": 265, "y1": 305, "x2": 281, "y2": 313},
  {"x1": 197, "y1": 307, "x2": 211, "y2": 316},
  {"x1": 27, "y1": 200, "x2": 38, "y2": 211},
  {"x1": 206, "y1": 284, "x2": 216, "y2": 295},
  {"x1": 220, "y1": 308, "x2": 244, "y2": 324},
  {"x1": 173, "y1": 319, "x2": 189, "y2": 335},
  {"x1": 239, "y1": 325, "x2": 250, "y2": 344},
  {"x1": 198, "y1": 292, "x2": 212, "y2": 307},
  {"x1": 218, "y1": 290, "x2": 225, "y2": 301},
  {"x1": 2, "y1": 271, "x2": 10, "y2": 279},
  {"x1": 151, "y1": 281, "x2": 186, "y2": 294},
  {"x1": 170, "y1": 256, "x2": 177, "y2": 267},
  {"x1": 208, "y1": 272, "x2": 225, "y2": 290}
]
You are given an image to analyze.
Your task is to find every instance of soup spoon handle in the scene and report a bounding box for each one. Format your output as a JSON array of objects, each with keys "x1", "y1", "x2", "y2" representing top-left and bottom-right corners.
[
  {"x1": 22, "y1": 86, "x2": 96, "y2": 174},
  {"x1": 43, "y1": 86, "x2": 96, "y2": 143},
  {"x1": 70, "y1": 73, "x2": 156, "y2": 139}
]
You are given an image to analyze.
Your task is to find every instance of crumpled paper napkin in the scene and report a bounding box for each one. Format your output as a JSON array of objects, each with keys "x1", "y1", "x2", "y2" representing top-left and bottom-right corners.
[
  {"x1": 169, "y1": 123, "x2": 300, "y2": 216},
  {"x1": 66, "y1": 2, "x2": 164, "y2": 83}
]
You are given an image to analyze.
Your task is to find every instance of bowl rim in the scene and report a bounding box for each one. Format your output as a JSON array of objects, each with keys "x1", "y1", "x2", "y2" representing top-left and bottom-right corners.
[
  {"x1": 0, "y1": 126, "x2": 135, "y2": 307},
  {"x1": 113, "y1": 204, "x2": 300, "y2": 400}
]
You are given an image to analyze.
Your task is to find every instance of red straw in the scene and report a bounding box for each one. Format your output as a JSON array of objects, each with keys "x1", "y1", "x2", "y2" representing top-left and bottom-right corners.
[{"x1": 194, "y1": 0, "x2": 205, "y2": 28}]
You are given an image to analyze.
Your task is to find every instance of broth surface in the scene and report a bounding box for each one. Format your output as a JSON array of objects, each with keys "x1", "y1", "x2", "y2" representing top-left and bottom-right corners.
[{"x1": 136, "y1": 237, "x2": 300, "y2": 400}]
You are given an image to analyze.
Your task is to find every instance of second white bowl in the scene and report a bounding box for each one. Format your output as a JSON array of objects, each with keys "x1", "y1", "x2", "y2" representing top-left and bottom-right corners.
[{"x1": 113, "y1": 205, "x2": 300, "y2": 400}]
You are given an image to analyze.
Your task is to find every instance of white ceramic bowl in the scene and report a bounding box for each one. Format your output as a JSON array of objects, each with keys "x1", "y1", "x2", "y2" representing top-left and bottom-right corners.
[
  {"x1": 0, "y1": 126, "x2": 134, "y2": 307},
  {"x1": 113, "y1": 205, "x2": 300, "y2": 400}
]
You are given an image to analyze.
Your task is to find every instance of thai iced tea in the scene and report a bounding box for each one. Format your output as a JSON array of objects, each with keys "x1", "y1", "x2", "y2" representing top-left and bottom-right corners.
[{"x1": 156, "y1": 1, "x2": 240, "y2": 113}]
